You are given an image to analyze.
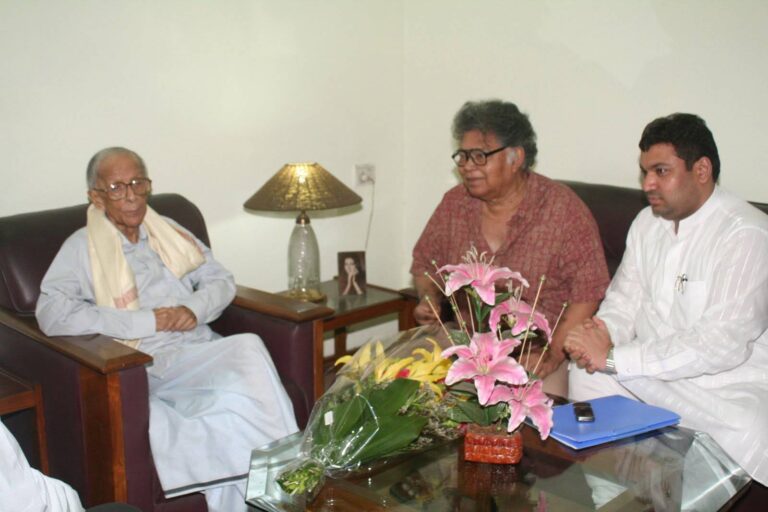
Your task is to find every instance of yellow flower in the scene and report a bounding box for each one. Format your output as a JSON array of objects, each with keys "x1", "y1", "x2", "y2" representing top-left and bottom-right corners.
[
  {"x1": 335, "y1": 340, "x2": 385, "y2": 370},
  {"x1": 411, "y1": 338, "x2": 446, "y2": 364},
  {"x1": 334, "y1": 337, "x2": 450, "y2": 394},
  {"x1": 375, "y1": 356, "x2": 415, "y2": 382},
  {"x1": 404, "y1": 338, "x2": 451, "y2": 396}
]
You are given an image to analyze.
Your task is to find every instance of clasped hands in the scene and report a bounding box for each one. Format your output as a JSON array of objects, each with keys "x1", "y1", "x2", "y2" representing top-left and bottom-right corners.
[
  {"x1": 154, "y1": 306, "x2": 197, "y2": 332},
  {"x1": 563, "y1": 316, "x2": 613, "y2": 374},
  {"x1": 413, "y1": 293, "x2": 440, "y2": 325}
]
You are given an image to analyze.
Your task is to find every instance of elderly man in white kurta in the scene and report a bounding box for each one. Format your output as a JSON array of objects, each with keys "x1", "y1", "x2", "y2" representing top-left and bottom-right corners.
[
  {"x1": 565, "y1": 114, "x2": 768, "y2": 488},
  {"x1": 36, "y1": 147, "x2": 298, "y2": 512}
]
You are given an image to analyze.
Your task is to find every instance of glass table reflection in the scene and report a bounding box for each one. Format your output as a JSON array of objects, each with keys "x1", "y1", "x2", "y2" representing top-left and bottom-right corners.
[{"x1": 247, "y1": 424, "x2": 750, "y2": 512}]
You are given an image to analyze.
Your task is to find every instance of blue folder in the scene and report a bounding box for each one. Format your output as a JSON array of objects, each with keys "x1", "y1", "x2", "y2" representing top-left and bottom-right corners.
[{"x1": 547, "y1": 395, "x2": 680, "y2": 450}]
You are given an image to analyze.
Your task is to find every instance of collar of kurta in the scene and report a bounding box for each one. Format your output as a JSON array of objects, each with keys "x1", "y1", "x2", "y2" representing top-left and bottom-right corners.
[{"x1": 665, "y1": 186, "x2": 721, "y2": 239}]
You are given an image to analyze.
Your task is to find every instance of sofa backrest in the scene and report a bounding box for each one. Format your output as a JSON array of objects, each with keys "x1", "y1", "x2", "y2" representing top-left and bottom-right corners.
[
  {"x1": 561, "y1": 180, "x2": 768, "y2": 277},
  {"x1": 560, "y1": 180, "x2": 647, "y2": 276},
  {"x1": 0, "y1": 194, "x2": 209, "y2": 315}
]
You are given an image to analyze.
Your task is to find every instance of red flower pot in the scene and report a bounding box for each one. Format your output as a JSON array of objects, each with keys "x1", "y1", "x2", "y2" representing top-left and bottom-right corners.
[{"x1": 463, "y1": 424, "x2": 523, "y2": 464}]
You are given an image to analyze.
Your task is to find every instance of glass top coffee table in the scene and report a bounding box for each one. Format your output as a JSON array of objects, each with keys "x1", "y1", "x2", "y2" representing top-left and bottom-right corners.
[{"x1": 246, "y1": 423, "x2": 750, "y2": 511}]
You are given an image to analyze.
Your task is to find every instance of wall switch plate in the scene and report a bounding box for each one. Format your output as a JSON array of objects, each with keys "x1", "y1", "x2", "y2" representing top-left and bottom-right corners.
[{"x1": 355, "y1": 164, "x2": 376, "y2": 185}]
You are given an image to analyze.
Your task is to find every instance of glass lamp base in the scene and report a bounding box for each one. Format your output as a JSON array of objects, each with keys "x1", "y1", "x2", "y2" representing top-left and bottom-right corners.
[
  {"x1": 281, "y1": 287, "x2": 326, "y2": 303},
  {"x1": 287, "y1": 211, "x2": 322, "y2": 302}
]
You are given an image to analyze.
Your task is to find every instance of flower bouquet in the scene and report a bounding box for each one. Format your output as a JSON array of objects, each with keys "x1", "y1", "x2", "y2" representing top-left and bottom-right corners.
[
  {"x1": 429, "y1": 247, "x2": 559, "y2": 463},
  {"x1": 272, "y1": 326, "x2": 462, "y2": 506},
  {"x1": 272, "y1": 248, "x2": 559, "y2": 505}
]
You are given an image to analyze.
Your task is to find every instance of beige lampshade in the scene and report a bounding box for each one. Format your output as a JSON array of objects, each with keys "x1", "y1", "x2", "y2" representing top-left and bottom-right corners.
[{"x1": 244, "y1": 162, "x2": 362, "y2": 212}]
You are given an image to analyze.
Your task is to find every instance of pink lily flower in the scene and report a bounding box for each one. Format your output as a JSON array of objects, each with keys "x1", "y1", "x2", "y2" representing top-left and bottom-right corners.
[
  {"x1": 488, "y1": 299, "x2": 552, "y2": 341},
  {"x1": 487, "y1": 380, "x2": 553, "y2": 439},
  {"x1": 441, "y1": 332, "x2": 528, "y2": 405},
  {"x1": 438, "y1": 261, "x2": 526, "y2": 306}
]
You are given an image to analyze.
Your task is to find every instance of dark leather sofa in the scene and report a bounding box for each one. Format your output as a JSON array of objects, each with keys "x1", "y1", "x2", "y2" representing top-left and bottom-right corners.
[{"x1": 0, "y1": 194, "x2": 333, "y2": 510}]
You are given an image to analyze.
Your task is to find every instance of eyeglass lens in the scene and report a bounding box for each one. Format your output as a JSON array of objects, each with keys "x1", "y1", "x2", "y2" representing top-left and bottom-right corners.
[
  {"x1": 452, "y1": 149, "x2": 489, "y2": 166},
  {"x1": 106, "y1": 178, "x2": 152, "y2": 199},
  {"x1": 452, "y1": 146, "x2": 509, "y2": 167}
]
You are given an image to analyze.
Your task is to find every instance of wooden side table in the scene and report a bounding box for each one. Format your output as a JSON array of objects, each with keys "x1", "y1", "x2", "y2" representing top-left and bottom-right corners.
[
  {"x1": 321, "y1": 281, "x2": 416, "y2": 362},
  {"x1": 0, "y1": 367, "x2": 49, "y2": 473},
  {"x1": 277, "y1": 280, "x2": 417, "y2": 399}
]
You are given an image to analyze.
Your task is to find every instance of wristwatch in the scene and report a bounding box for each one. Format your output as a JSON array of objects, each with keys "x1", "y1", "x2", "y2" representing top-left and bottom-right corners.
[{"x1": 603, "y1": 346, "x2": 617, "y2": 374}]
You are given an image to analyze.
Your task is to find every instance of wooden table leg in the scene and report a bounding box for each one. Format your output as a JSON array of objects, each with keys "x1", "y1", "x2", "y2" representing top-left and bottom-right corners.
[
  {"x1": 333, "y1": 327, "x2": 348, "y2": 361},
  {"x1": 33, "y1": 384, "x2": 49, "y2": 474},
  {"x1": 398, "y1": 300, "x2": 417, "y2": 331},
  {"x1": 312, "y1": 320, "x2": 325, "y2": 401}
]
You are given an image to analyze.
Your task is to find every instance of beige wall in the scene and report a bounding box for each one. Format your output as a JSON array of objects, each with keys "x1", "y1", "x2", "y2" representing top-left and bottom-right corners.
[
  {"x1": 402, "y1": 0, "x2": 768, "y2": 269},
  {"x1": 2, "y1": 1, "x2": 767, "y2": 296}
]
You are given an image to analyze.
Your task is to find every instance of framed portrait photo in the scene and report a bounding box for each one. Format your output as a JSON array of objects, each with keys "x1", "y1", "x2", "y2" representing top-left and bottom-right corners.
[{"x1": 337, "y1": 251, "x2": 367, "y2": 296}]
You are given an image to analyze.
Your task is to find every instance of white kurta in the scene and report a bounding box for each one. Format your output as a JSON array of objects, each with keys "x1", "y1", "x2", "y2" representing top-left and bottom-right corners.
[
  {"x1": 35, "y1": 219, "x2": 298, "y2": 507},
  {"x1": 570, "y1": 187, "x2": 768, "y2": 486},
  {"x1": 0, "y1": 418, "x2": 85, "y2": 512}
]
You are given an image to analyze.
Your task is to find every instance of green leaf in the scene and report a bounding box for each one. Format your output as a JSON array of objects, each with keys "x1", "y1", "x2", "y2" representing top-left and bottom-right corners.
[
  {"x1": 449, "y1": 400, "x2": 506, "y2": 426},
  {"x1": 450, "y1": 399, "x2": 486, "y2": 424},
  {"x1": 494, "y1": 291, "x2": 512, "y2": 305},
  {"x1": 366, "y1": 378, "x2": 419, "y2": 417},
  {"x1": 353, "y1": 414, "x2": 428, "y2": 464},
  {"x1": 328, "y1": 395, "x2": 366, "y2": 440},
  {"x1": 448, "y1": 330, "x2": 471, "y2": 346}
]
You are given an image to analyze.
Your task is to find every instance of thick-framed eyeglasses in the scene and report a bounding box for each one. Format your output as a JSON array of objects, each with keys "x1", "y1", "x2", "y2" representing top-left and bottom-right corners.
[
  {"x1": 92, "y1": 177, "x2": 152, "y2": 200},
  {"x1": 451, "y1": 146, "x2": 509, "y2": 167}
]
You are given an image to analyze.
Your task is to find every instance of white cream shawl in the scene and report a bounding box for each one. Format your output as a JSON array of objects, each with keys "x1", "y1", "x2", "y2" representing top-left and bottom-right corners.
[{"x1": 86, "y1": 204, "x2": 205, "y2": 348}]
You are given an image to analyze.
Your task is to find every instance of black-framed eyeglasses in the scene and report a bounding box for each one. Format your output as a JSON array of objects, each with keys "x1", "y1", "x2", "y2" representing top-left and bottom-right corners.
[
  {"x1": 451, "y1": 146, "x2": 509, "y2": 167},
  {"x1": 92, "y1": 177, "x2": 152, "y2": 200}
]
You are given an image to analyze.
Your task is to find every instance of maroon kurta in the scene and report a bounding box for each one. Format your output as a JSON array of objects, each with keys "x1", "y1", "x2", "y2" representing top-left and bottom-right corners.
[{"x1": 411, "y1": 172, "x2": 609, "y2": 324}]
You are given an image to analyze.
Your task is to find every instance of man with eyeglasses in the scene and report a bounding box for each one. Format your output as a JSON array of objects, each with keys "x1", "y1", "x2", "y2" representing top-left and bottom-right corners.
[
  {"x1": 411, "y1": 100, "x2": 610, "y2": 397},
  {"x1": 35, "y1": 147, "x2": 298, "y2": 512}
]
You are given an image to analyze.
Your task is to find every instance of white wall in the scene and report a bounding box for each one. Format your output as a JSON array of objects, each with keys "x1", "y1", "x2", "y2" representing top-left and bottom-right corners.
[
  {"x1": 2, "y1": 1, "x2": 767, "y2": 297},
  {"x1": 402, "y1": 0, "x2": 768, "y2": 270},
  {"x1": 0, "y1": 0, "x2": 405, "y2": 293}
]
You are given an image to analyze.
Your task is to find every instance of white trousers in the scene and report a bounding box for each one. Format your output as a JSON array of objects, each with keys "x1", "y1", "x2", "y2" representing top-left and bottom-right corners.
[
  {"x1": 204, "y1": 480, "x2": 248, "y2": 512},
  {"x1": 147, "y1": 333, "x2": 298, "y2": 503},
  {"x1": 567, "y1": 362, "x2": 639, "y2": 402}
]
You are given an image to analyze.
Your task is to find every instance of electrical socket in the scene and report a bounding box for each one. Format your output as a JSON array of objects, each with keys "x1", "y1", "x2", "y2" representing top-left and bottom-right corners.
[{"x1": 355, "y1": 164, "x2": 376, "y2": 185}]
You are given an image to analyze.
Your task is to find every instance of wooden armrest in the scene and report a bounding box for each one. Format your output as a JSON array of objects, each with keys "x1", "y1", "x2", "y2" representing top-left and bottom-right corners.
[
  {"x1": 0, "y1": 307, "x2": 151, "y2": 374},
  {"x1": 399, "y1": 287, "x2": 419, "y2": 301},
  {"x1": 233, "y1": 285, "x2": 334, "y2": 322}
]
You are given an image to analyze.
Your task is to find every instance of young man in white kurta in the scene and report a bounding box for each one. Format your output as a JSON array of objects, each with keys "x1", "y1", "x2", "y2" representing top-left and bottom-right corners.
[
  {"x1": 35, "y1": 147, "x2": 298, "y2": 512},
  {"x1": 566, "y1": 114, "x2": 768, "y2": 487}
]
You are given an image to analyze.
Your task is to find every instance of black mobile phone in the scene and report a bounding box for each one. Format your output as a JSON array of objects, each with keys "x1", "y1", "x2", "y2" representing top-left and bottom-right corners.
[{"x1": 573, "y1": 402, "x2": 595, "y2": 422}]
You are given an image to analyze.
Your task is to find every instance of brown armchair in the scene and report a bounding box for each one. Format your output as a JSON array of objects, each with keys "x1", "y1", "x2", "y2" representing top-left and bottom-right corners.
[{"x1": 0, "y1": 194, "x2": 333, "y2": 510}]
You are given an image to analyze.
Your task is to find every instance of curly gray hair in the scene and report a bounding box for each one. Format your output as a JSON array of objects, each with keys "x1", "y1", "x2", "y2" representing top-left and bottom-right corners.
[{"x1": 452, "y1": 100, "x2": 538, "y2": 171}]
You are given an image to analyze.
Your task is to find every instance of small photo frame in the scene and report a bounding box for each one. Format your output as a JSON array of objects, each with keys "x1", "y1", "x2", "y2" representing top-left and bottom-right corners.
[{"x1": 338, "y1": 251, "x2": 367, "y2": 296}]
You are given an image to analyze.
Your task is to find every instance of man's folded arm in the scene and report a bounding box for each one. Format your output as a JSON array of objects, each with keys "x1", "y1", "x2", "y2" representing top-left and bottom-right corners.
[{"x1": 35, "y1": 236, "x2": 156, "y2": 339}]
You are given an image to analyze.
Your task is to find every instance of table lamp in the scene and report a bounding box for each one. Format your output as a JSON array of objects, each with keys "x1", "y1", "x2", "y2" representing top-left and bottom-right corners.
[{"x1": 244, "y1": 162, "x2": 362, "y2": 302}]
